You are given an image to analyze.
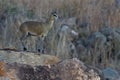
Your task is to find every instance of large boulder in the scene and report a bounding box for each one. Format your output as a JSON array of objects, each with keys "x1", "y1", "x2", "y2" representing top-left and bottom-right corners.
[
  {"x1": 0, "y1": 50, "x2": 60, "y2": 66},
  {"x1": 100, "y1": 27, "x2": 120, "y2": 57},
  {"x1": 87, "y1": 32, "x2": 107, "y2": 48},
  {"x1": 102, "y1": 68, "x2": 120, "y2": 80},
  {"x1": 53, "y1": 58, "x2": 101, "y2": 80},
  {"x1": 0, "y1": 57, "x2": 101, "y2": 80}
]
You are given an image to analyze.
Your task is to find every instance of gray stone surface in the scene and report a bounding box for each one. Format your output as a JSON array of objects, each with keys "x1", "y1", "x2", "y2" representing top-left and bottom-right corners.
[{"x1": 102, "y1": 68, "x2": 120, "y2": 80}]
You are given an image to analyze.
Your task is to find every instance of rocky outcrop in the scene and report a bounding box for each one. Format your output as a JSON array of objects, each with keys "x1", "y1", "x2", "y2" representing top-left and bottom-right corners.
[
  {"x1": 52, "y1": 58, "x2": 101, "y2": 80},
  {"x1": 0, "y1": 50, "x2": 101, "y2": 80},
  {"x1": 0, "y1": 50, "x2": 60, "y2": 66},
  {"x1": 102, "y1": 68, "x2": 120, "y2": 80}
]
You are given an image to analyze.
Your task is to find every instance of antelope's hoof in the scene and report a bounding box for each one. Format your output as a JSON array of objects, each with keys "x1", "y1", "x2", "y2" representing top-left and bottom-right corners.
[{"x1": 23, "y1": 47, "x2": 27, "y2": 51}]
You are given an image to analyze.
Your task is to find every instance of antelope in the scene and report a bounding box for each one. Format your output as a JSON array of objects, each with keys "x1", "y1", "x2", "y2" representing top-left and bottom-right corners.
[{"x1": 19, "y1": 12, "x2": 58, "y2": 51}]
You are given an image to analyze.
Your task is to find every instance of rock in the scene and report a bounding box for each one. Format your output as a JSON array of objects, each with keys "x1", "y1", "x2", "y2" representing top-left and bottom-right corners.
[
  {"x1": 55, "y1": 24, "x2": 78, "y2": 59},
  {"x1": 102, "y1": 68, "x2": 120, "y2": 80},
  {"x1": 76, "y1": 44, "x2": 87, "y2": 61},
  {"x1": 87, "y1": 32, "x2": 106, "y2": 48},
  {"x1": 0, "y1": 61, "x2": 19, "y2": 80},
  {"x1": 59, "y1": 17, "x2": 77, "y2": 27},
  {"x1": 100, "y1": 27, "x2": 120, "y2": 55},
  {"x1": 0, "y1": 61, "x2": 7, "y2": 77},
  {"x1": 0, "y1": 58, "x2": 101, "y2": 80},
  {"x1": 60, "y1": 24, "x2": 78, "y2": 41},
  {"x1": 0, "y1": 50, "x2": 60, "y2": 66},
  {"x1": 99, "y1": 27, "x2": 115, "y2": 36},
  {"x1": 116, "y1": 0, "x2": 120, "y2": 8},
  {"x1": 76, "y1": 21, "x2": 90, "y2": 37},
  {"x1": 54, "y1": 58, "x2": 101, "y2": 80}
]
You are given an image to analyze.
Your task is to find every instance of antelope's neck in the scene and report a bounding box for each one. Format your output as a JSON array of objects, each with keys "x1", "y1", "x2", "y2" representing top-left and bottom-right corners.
[
  {"x1": 45, "y1": 20, "x2": 54, "y2": 30},
  {"x1": 49, "y1": 20, "x2": 54, "y2": 29},
  {"x1": 43, "y1": 20, "x2": 54, "y2": 37}
]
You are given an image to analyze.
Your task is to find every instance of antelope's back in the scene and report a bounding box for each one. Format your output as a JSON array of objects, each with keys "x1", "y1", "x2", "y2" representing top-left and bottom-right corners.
[{"x1": 20, "y1": 21, "x2": 44, "y2": 35}]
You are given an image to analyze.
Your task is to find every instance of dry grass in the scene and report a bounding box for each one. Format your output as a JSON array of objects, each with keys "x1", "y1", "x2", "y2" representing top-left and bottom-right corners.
[{"x1": 1, "y1": 0, "x2": 120, "y2": 30}]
